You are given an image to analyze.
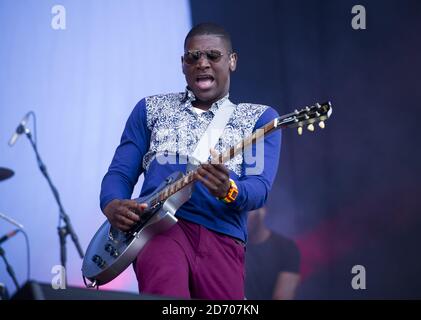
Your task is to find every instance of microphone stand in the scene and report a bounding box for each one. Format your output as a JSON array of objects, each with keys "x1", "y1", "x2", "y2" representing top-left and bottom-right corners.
[
  {"x1": 23, "y1": 128, "x2": 84, "y2": 286},
  {"x1": 0, "y1": 246, "x2": 19, "y2": 290}
]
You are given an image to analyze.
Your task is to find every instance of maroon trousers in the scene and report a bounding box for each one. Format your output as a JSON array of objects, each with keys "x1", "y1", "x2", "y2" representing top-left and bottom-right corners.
[{"x1": 134, "y1": 218, "x2": 245, "y2": 299}]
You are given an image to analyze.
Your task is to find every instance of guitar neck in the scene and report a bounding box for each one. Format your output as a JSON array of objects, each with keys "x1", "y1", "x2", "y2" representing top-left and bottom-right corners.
[
  {"x1": 154, "y1": 170, "x2": 196, "y2": 204},
  {"x1": 151, "y1": 101, "x2": 332, "y2": 206}
]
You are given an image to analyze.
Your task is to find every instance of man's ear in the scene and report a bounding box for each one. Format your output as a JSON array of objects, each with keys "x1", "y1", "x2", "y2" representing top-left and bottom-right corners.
[{"x1": 229, "y1": 53, "x2": 238, "y2": 72}]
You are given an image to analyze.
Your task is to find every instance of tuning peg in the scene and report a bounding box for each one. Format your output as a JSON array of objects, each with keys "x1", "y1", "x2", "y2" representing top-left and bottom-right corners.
[
  {"x1": 297, "y1": 126, "x2": 303, "y2": 135},
  {"x1": 318, "y1": 121, "x2": 325, "y2": 129},
  {"x1": 307, "y1": 124, "x2": 315, "y2": 132}
]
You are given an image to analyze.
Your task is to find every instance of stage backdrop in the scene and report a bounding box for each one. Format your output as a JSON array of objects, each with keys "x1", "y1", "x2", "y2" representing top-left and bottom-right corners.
[
  {"x1": 0, "y1": 0, "x2": 191, "y2": 295},
  {"x1": 190, "y1": 0, "x2": 421, "y2": 299}
]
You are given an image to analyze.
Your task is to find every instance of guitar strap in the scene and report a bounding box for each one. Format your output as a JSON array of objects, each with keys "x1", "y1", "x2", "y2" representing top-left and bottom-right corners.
[{"x1": 190, "y1": 98, "x2": 236, "y2": 164}]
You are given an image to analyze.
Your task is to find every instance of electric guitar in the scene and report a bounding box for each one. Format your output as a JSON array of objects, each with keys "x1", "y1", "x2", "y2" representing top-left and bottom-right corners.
[{"x1": 82, "y1": 101, "x2": 333, "y2": 287}]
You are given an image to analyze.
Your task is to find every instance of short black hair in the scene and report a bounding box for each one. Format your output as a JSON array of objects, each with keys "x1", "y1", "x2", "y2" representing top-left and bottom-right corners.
[{"x1": 184, "y1": 22, "x2": 233, "y2": 52}]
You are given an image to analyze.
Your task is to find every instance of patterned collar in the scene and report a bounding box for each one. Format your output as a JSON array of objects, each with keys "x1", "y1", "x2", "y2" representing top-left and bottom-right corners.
[{"x1": 182, "y1": 87, "x2": 230, "y2": 115}]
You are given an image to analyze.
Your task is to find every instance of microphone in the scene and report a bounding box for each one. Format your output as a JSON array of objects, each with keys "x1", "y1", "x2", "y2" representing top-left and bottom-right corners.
[
  {"x1": 8, "y1": 112, "x2": 30, "y2": 147},
  {"x1": 0, "y1": 212, "x2": 24, "y2": 229},
  {"x1": 0, "y1": 229, "x2": 20, "y2": 245}
]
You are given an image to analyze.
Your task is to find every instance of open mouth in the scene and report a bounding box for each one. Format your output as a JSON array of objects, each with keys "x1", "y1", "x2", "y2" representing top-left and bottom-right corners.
[{"x1": 195, "y1": 74, "x2": 215, "y2": 90}]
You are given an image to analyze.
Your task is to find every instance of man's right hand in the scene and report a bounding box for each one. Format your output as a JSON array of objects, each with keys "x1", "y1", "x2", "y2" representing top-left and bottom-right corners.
[{"x1": 103, "y1": 199, "x2": 148, "y2": 231}]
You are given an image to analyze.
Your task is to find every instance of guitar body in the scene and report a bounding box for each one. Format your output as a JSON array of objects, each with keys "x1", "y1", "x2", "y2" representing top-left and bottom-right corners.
[{"x1": 82, "y1": 171, "x2": 193, "y2": 286}]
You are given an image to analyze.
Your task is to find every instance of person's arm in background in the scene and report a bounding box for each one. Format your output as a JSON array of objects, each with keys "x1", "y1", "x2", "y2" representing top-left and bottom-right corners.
[
  {"x1": 272, "y1": 239, "x2": 301, "y2": 300},
  {"x1": 272, "y1": 271, "x2": 301, "y2": 300}
]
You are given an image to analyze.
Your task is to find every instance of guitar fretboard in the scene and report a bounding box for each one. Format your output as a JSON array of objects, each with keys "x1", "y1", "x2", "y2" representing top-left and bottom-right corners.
[{"x1": 153, "y1": 171, "x2": 196, "y2": 205}]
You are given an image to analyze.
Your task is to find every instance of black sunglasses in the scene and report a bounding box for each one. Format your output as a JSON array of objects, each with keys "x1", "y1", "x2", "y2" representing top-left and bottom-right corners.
[{"x1": 183, "y1": 50, "x2": 228, "y2": 65}]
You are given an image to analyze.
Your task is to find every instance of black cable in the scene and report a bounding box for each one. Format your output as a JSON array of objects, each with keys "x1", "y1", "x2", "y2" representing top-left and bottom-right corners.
[
  {"x1": 0, "y1": 213, "x2": 30, "y2": 286},
  {"x1": 0, "y1": 246, "x2": 19, "y2": 290},
  {"x1": 20, "y1": 229, "x2": 31, "y2": 281}
]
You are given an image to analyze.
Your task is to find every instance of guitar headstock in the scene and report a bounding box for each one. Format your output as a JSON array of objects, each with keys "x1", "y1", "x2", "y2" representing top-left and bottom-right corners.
[{"x1": 277, "y1": 101, "x2": 333, "y2": 135}]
